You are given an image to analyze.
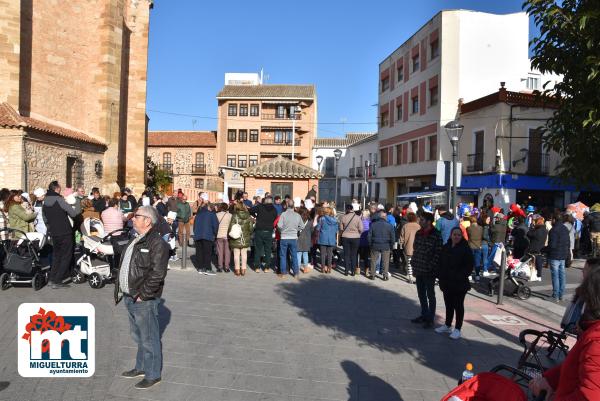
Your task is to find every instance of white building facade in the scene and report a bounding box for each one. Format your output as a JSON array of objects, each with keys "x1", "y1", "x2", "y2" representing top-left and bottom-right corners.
[
  {"x1": 312, "y1": 133, "x2": 375, "y2": 203},
  {"x1": 338, "y1": 134, "x2": 388, "y2": 207},
  {"x1": 377, "y1": 10, "x2": 560, "y2": 203},
  {"x1": 457, "y1": 86, "x2": 587, "y2": 211}
]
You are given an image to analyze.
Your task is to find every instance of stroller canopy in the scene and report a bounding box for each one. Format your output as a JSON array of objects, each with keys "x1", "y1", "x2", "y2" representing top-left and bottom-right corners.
[
  {"x1": 80, "y1": 218, "x2": 106, "y2": 238},
  {"x1": 441, "y1": 372, "x2": 527, "y2": 401}
]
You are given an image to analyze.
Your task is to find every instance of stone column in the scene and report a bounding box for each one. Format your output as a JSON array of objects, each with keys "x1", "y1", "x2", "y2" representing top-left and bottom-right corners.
[
  {"x1": 0, "y1": 0, "x2": 21, "y2": 107},
  {"x1": 0, "y1": 128, "x2": 25, "y2": 189},
  {"x1": 123, "y1": 0, "x2": 152, "y2": 194}
]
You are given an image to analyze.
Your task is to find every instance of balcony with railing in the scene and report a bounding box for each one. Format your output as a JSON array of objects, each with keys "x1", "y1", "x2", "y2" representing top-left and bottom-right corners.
[
  {"x1": 527, "y1": 152, "x2": 549, "y2": 175},
  {"x1": 191, "y1": 164, "x2": 207, "y2": 175},
  {"x1": 349, "y1": 167, "x2": 355, "y2": 178},
  {"x1": 260, "y1": 139, "x2": 301, "y2": 146},
  {"x1": 355, "y1": 166, "x2": 364, "y2": 178},
  {"x1": 261, "y1": 113, "x2": 302, "y2": 120},
  {"x1": 467, "y1": 153, "x2": 484, "y2": 172},
  {"x1": 159, "y1": 163, "x2": 173, "y2": 174}
]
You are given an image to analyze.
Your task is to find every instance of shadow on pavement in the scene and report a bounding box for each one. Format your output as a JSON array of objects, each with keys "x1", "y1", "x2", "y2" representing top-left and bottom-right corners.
[
  {"x1": 277, "y1": 276, "x2": 523, "y2": 390},
  {"x1": 0, "y1": 382, "x2": 9, "y2": 392},
  {"x1": 158, "y1": 299, "x2": 172, "y2": 339},
  {"x1": 342, "y1": 360, "x2": 403, "y2": 401}
]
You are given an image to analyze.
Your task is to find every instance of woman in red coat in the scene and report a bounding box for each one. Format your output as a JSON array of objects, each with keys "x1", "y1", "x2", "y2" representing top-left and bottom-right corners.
[{"x1": 530, "y1": 258, "x2": 600, "y2": 400}]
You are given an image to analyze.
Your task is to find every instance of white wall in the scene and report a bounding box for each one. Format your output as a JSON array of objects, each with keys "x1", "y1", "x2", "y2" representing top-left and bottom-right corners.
[
  {"x1": 311, "y1": 147, "x2": 347, "y2": 173},
  {"x1": 339, "y1": 139, "x2": 387, "y2": 201},
  {"x1": 456, "y1": 11, "x2": 530, "y2": 103}
]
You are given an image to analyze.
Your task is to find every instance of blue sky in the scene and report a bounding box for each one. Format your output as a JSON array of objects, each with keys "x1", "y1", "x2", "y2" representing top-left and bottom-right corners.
[{"x1": 146, "y1": 0, "x2": 536, "y2": 137}]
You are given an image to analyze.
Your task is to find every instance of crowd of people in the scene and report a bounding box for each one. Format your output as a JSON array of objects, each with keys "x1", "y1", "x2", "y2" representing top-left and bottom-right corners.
[
  {"x1": 2, "y1": 182, "x2": 600, "y2": 332},
  {"x1": 3, "y1": 180, "x2": 600, "y2": 394}
]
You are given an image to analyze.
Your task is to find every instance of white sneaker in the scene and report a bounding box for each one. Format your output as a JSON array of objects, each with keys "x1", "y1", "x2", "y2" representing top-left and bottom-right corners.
[
  {"x1": 482, "y1": 271, "x2": 490, "y2": 277},
  {"x1": 435, "y1": 325, "x2": 453, "y2": 334},
  {"x1": 468, "y1": 276, "x2": 474, "y2": 283},
  {"x1": 449, "y1": 329, "x2": 461, "y2": 340}
]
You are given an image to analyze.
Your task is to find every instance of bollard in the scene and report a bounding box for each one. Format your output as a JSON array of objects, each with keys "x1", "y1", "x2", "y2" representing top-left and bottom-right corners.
[
  {"x1": 497, "y1": 247, "x2": 506, "y2": 305},
  {"x1": 181, "y1": 231, "x2": 187, "y2": 270}
]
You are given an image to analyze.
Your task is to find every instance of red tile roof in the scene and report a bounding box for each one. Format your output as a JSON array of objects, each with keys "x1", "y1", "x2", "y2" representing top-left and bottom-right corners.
[
  {"x1": 148, "y1": 131, "x2": 217, "y2": 147},
  {"x1": 0, "y1": 102, "x2": 106, "y2": 147},
  {"x1": 460, "y1": 88, "x2": 559, "y2": 114}
]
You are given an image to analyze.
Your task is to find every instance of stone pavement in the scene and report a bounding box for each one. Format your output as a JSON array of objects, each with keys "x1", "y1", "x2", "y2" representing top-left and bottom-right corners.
[{"x1": 0, "y1": 259, "x2": 569, "y2": 401}]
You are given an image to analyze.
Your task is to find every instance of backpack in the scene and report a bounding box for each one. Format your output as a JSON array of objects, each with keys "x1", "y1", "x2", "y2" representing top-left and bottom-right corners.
[{"x1": 229, "y1": 216, "x2": 242, "y2": 240}]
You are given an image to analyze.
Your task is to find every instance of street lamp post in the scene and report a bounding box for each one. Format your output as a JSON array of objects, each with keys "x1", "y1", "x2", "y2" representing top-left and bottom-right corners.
[
  {"x1": 316, "y1": 155, "x2": 323, "y2": 173},
  {"x1": 333, "y1": 148, "x2": 342, "y2": 210},
  {"x1": 291, "y1": 105, "x2": 301, "y2": 160},
  {"x1": 444, "y1": 120, "x2": 464, "y2": 213}
]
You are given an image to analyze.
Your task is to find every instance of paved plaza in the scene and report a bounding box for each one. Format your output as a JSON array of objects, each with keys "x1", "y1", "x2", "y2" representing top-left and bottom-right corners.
[{"x1": 0, "y1": 256, "x2": 574, "y2": 401}]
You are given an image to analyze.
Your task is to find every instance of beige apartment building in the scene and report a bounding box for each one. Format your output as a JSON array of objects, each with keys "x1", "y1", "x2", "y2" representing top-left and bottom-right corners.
[
  {"x1": 216, "y1": 77, "x2": 317, "y2": 198},
  {"x1": 0, "y1": 0, "x2": 152, "y2": 193}
]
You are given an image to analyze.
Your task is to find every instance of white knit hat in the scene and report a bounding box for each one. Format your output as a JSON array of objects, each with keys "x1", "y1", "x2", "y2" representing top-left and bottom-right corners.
[{"x1": 33, "y1": 188, "x2": 45, "y2": 198}]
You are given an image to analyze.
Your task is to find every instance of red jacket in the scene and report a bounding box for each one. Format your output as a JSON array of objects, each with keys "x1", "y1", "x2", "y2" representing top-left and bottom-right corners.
[{"x1": 544, "y1": 320, "x2": 600, "y2": 400}]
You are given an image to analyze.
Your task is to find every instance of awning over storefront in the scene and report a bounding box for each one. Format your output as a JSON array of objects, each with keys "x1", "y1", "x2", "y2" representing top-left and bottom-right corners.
[
  {"x1": 460, "y1": 174, "x2": 590, "y2": 192},
  {"x1": 396, "y1": 191, "x2": 445, "y2": 200}
]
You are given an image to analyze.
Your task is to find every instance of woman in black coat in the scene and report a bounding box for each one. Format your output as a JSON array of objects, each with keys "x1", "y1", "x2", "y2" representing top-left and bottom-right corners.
[
  {"x1": 527, "y1": 216, "x2": 548, "y2": 281},
  {"x1": 512, "y1": 216, "x2": 530, "y2": 259},
  {"x1": 435, "y1": 227, "x2": 474, "y2": 340}
]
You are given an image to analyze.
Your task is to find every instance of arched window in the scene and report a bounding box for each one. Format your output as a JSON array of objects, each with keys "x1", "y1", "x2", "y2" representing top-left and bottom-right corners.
[{"x1": 195, "y1": 152, "x2": 204, "y2": 166}]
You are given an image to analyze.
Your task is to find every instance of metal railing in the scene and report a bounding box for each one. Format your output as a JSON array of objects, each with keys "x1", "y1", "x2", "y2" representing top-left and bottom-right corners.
[
  {"x1": 467, "y1": 153, "x2": 484, "y2": 172},
  {"x1": 191, "y1": 164, "x2": 206, "y2": 175},
  {"x1": 260, "y1": 139, "x2": 301, "y2": 146},
  {"x1": 527, "y1": 152, "x2": 549, "y2": 175},
  {"x1": 261, "y1": 113, "x2": 302, "y2": 120},
  {"x1": 159, "y1": 164, "x2": 173, "y2": 174},
  {"x1": 348, "y1": 167, "x2": 366, "y2": 178}
]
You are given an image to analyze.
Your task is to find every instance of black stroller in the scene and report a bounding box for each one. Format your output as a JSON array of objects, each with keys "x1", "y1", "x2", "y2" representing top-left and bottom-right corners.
[
  {"x1": 488, "y1": 252, "x2": 534, "y2": 300},
  {"x1": 0, "y1": 228, "x2": 50, "y2": 290}
]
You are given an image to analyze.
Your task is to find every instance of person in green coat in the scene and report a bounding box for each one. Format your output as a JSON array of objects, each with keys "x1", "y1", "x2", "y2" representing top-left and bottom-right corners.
[
  {"x1": 6, "y1": 193, "x2": 37, "y2": 237},
  {"x1": 228, "y1": 201, "x2": 254, "y2": 276},
  {"x1": 176, "y1": 194, "x2": 192, "y2": 246}
]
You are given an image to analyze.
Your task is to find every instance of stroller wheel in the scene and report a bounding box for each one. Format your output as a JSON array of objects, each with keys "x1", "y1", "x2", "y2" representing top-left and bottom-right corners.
[
  {"x1": 0, "y1": 273, "x2": 9, "y2": 290},
  {"x1": 516, "y1": 284, "x2": 532, "y2": 300},
  {"x1": 72, "y1": 269, "x2": 86, "y2": 284},
  {"x1": 88, "y1": 272, "x2": 104, "y2": 289},
  {"x1": 32, "y1": 273, "x2": 44, "y2": 291}
]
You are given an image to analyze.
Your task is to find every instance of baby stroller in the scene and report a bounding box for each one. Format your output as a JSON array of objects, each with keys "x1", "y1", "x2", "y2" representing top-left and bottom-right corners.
[
  {"x1": 488, "y1": 252, "x2": 533, "y2": 300},
  {"x1": 0, "y1": 228, "x2": 50, "y2": 290},
  {"x1": 441, "y1": 365, "x2": 547, "y2": 401},
  {"x1": 74, "y1": 218, "x2": 129, "y2": 289}
]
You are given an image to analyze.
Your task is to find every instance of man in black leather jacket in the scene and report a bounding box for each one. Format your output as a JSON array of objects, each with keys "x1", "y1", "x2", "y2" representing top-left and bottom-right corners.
[{"x1": 115, "y1": 205, "x2": 168, "y2": 389}]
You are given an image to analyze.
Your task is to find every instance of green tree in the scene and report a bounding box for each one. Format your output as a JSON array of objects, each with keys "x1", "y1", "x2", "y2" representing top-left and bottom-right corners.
[
  {"x1": 145, "y1": 157, "x2": 171, "y2": 194},
  {"x1": 524, "y1": 0, "x2": 600, "y2": 187}
]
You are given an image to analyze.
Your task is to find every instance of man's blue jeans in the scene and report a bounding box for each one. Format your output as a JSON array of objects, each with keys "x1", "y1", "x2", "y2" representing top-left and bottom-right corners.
[
  {"x1": 279, "y1": 239, "x2": 299, "y2": 275},
  {"x1": 125, "y1": 296, "x2": 162, "y2": 380},
  {"x1": 549, "y1": 259, "x2": 566, "y2": 299},
  {"x1": 415, "y1": 275, "x2": 436, "y2": 322},
  {"x1": 481, "y1": 242, "x2": 490, "y2": 272},
  {"x1": 472, "y1": 243, "x2": 490, "y2": 275},
  {"x1": 487, "y1": 243, "x2": 501, "y2": 270}
]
